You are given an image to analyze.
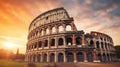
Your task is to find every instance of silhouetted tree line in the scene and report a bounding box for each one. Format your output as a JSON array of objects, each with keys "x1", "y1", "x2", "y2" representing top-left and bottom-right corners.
[
  {"x1": 0, "y1": 49, "x2": 25, "y2": 61},
  {"x1": 115, "y1": 46, "x2": 120, "y2": 59}
]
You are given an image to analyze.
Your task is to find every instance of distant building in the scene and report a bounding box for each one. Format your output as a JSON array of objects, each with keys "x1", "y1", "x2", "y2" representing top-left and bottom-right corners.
[{"x1": 25, "y1": 7, "x2": 116, "y2": 62}]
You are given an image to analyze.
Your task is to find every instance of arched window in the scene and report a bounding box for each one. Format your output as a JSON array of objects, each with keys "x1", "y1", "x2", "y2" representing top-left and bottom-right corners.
[
  {"x1": 51, "y1": 39, "x2": 55, "y2": 46},
  {"x1": 50, "y1": 53, "x2": 55, "y2": 62},
  {"x1": 41, "y1": 30, "x2": 44, "y2": 36},
  {"x1": 105, "y1": 43, "x2": 107, "y2": 50},
  {"x1": 33, "y1": 55, "x2": 36, "y2": 62},
  {"x1": 43, "y1": 54, "x2": 47, "y2": 62},
  {"x1": 67, "y1": 52, "x2": 74, "y2": 62},
  {"x1": 76, "y1": 37, "x2": 82, "y2": 45},
  {"x1": 89, "y1": 40, "x2": 94, "y2": 47},
  {"x1": 87, "y1": 52, "x2": 93, "y2": 62},
  {"x1": 101, "y1": 42, "x2": 104, "y2": 49},
  {"x1": 34, "y1": 42, "x2": 37, "y2": 48},
  {"x1": 38, "y1": 41, "x2": 42, "y2": 48},
  {"x1": 44, "y1": 40, "x2": 48, "y2": 47},
  {"x1": 58, "y1": 53, "x2": 64, "y2": 62},
  {"x1": 46, "y1": 28, "x2": 50, "y2": 34},
  {"x1": 66, "y1": 37, "x2": 72, "y2": 45},
  {"x1": 52, "y1": 27, "x2": 56, "y2": 34},
  {"x1": 58, "y1": 26, "x2": 64, "y2": 32},
  {"x1": 66, "y1": 25, "x2": 72, "y2": 31},
  {"x1": 58, "y1": 38, "x2": 63, "y2": 46},
  {"x1": 96, "y1": 41, "x2": 99, "y2": 49},
  {"x1": 37, "y1": 54, "x2": 41, "y2": 62},
  {"x1": 77, "y1": 52, "x2": 84, "y2": 62}
]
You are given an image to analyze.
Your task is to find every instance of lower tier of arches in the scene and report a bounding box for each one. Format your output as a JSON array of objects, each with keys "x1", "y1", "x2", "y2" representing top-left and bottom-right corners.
[{"x1": 25, "y1": 51, "x2": 116, "y2": 63}]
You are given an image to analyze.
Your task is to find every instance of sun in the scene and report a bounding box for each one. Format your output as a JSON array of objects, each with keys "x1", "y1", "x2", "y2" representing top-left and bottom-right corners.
[{"x1": 5, "y1": 42, "x2": 16, "y2": 49}]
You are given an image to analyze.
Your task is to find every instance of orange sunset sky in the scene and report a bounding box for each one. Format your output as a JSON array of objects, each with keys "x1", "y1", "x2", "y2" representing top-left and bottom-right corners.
[{"x1": 0, "y1": 0, "x2": 120, "y2": 54}]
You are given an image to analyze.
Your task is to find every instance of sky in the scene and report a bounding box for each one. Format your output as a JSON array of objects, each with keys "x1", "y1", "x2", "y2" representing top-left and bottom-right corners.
[{"x1": 0, "y1": 0, "x2": 120, "y2": 54}]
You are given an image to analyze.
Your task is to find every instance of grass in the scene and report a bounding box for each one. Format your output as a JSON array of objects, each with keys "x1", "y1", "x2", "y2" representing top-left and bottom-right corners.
[{"x1": 0, "y1": 59, "x2": 47, "y2": 67}]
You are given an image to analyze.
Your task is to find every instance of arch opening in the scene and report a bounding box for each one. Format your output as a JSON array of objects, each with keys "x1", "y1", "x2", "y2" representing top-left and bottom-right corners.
[
  {"x1": 58, "y1": 53, "x2": 64, "y2": 62},
  {"x1": 66, "y1": 37, "x2": 72, "y2": 45},
  {"x1": 50, "y1": 53, "x2": 55, "y2": 62},
  {"x1": 58, "y1": 38, "x2": 64, "y2": 46},
  {"x1": 67, "y1": 52, "x2": 74, "y2": 62},
  {"x1": 77, "y1": 52, "x2": 84, "y2": 62}
]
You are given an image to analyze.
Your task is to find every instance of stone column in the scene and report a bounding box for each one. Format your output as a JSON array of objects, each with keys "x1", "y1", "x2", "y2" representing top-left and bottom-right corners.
[
  {"x1": 49, "y1": 27, "x2": 52, "y2": 35},
  {"x1": 94, "y1": 40, "x2": 96, "y2": 48},
  {"x1": 103, "y1": 43, "x2": 106, "y2": 50},
  {"x1": 64, "y1": 52, "x2": 67, "y2": 62},
  {"x1": 35, "y1": 54, "x2": 37, "y2": 62},
  {"x1": 63, "y1": 24, "x2": 66, "y2": 33},
  {"x1": 72, "y1": 35, "x2": 76, "y2": 45},
  {"x1": 82, "y1": 34, "x2": 85, "y2": 45},
  {"x1": 47, "y1": 52, "x2": 49, "y2": 62},
  {"x1": 74, "y1": 52, "x2": 77, "y2": 63},
  {"x1": 63, "y1": 37, "x2": 66, "y2": 47},
  {"x1": 41, "y1": 53, "x2": 43, "y2": 62},
  {"x1": 55, "y1": 52, "x2": 58, "y2": 62},
  {"x1": 83, "y1": 52, "x2": 87, "y2": 62},
  {"x1": 55, "y1": 25, "x2": 59, "y2": 34},
  {"x1": 93, "y1": 51, "x2": 99, "y2": 62},
  {"x1": 55, "y1": 37, "x2": 58, "y2": 48},
  {"x1": 37, "y1": 42, "x2": 39, "y2": 50},
  {"x1": 48, "y1": 37, "x2": 50, "y2": 49},
  {"x1": 42, "y1": 40, "x2": 44, "y2": 49},
  {"x1": 101, "y1": 53, "x2": 104, "y2": 62}
]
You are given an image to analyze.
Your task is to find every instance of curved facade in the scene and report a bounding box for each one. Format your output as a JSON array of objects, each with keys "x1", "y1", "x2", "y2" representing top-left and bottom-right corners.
[{"x1": 25, "y1": 7, "x2": 116, "y2": 63}]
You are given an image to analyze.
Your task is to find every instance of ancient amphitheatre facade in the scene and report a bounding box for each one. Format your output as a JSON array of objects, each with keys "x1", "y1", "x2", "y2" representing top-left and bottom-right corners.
[{"x1": 25, "y1": 7, "x2": 116, "y2": 63}]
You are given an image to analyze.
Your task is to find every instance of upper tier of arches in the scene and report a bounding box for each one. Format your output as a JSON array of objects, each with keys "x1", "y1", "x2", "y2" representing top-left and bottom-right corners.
[{"x1": 29, "y1": 7, "x2": 71, "y2": 32}]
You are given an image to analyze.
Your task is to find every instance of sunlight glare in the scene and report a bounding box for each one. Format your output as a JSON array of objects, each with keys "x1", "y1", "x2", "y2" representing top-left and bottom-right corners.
[{"x1": 5, "y1": 42, "x2": 16, "y2": 49}]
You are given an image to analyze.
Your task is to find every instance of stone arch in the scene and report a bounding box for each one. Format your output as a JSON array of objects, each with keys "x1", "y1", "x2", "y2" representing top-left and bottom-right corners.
[
  {"x1": 58, "y1": 25, "x2": 64, "y2": 32},
  {"x1": 43, "y1": 53, "x2": 47, "y2": 62},
  {"x1": 46, "y1": 28, "x2": 50, "y2": 34},
  {"x1": 50, "y1": 53, "x2": 55, "y2": 62},
  {"x1": 96, "y1": 41, "x2": 100, "y2": 49},
  {"x1": 44, "y1": 40, "x2": 48, "y2": 47},
  {"x1": 33, "y1": 54, "x2": 36, "y2": 62},
  {"x1": 34, "y1": 42, "x2": 37, "y2": 49},
  {"x1": 52, "y1": 27, "x2": 56, "y2": 34},
  {"x1": 87, "y1": 52, "x2": 93, "y2": 62},
  {"x1": 98, "y1": 53, "x2": 102, "y2": 62},
  {"x1": 76, "y1": 37, "x2": 82, "y2": 45},
  {"x1": 37, "y1": 54, "x2": 41, "y2": 62},
  {"x1": 105, "y1": 43, "x2": 107, "y2": 50},
  {"x1": 58, "y1": 53, "x2": 64, "y2": 62},
  {"x1": 29, "y1": 55, "x2": 32, "y2": 62},
  {"x1": 67, "y1": 52, "x2": 74, "y2": 62},
  {"x1": 58, "y1": 38, "x2": 64, "y2": 46},
  {"x1": 50, "y1": 39, "x2": 55, "y2": 46},
  {"x1": 66, "y1": 37, "x2": 72, "y2": 45},
  {"x1": 77, "y1": 52, "x2": 84, "y2": 62},
  {"x1": 36, "y1": 31, "x2": 39, "y2": 36},
  {"x1": 66, "y1": 25, "x2": 72, "y2": 31},
  {"x1": 38, "y1": 41, "x2": 42, "y2": 48},
  {"x1": 41, "y1": 30, "x2": 44, "y2": 36},
  {"x1": 103, "y1": 53, "x2": 106, "y2": 62},
  {"x1": 89, "y1": 40, "x2": 94, "y2": 47}
]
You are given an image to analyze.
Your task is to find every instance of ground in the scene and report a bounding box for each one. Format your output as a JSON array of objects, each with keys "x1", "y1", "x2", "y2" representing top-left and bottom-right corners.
[
  {"x1": 0, "y1": 60, "x2": 46, "y2": 67},
  {"x1": 0, "y1": 60, "x2": 120, "y2": 67}
]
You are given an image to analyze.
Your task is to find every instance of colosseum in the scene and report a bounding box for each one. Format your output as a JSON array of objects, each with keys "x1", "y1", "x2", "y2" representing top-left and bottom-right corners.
[{"x1": 25, "y1": 7, "x2": 116, "y2": 63}]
